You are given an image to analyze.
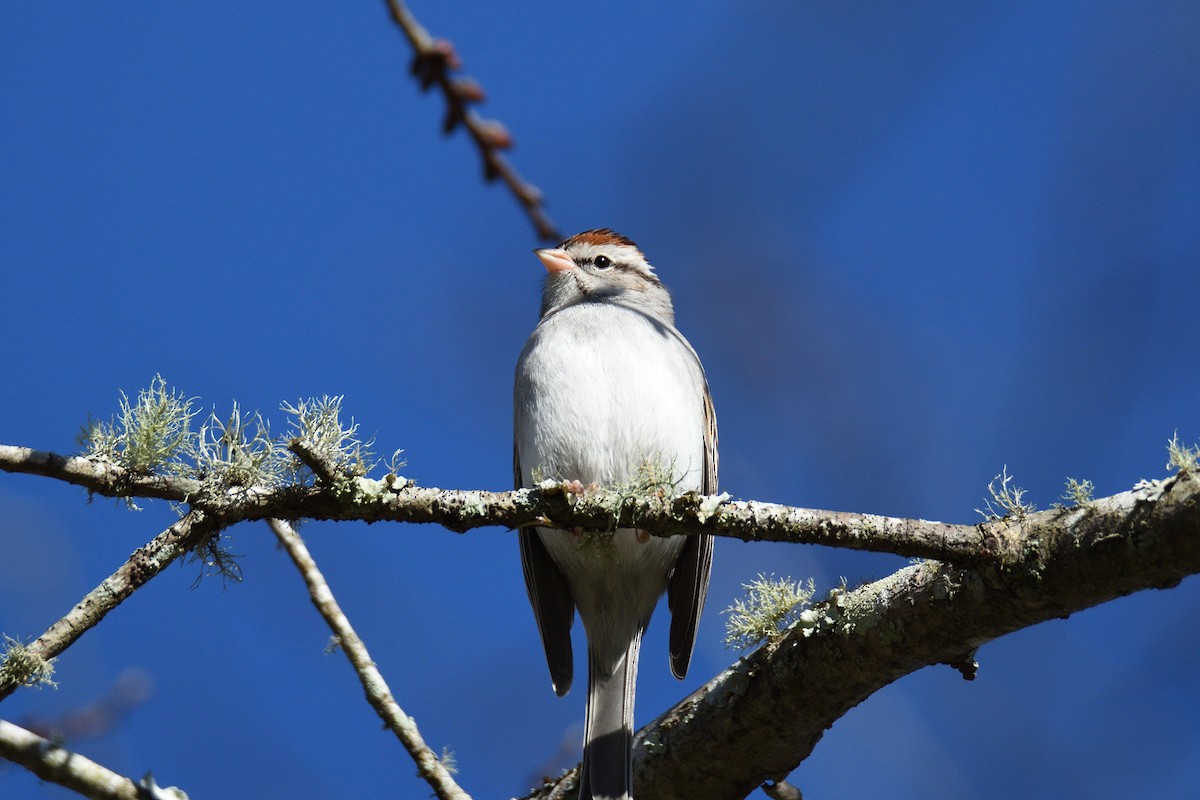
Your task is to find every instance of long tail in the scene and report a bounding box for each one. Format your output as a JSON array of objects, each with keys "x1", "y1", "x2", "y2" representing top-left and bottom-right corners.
[{"x1": 580, "y1": 632, "x2": 643, "y2": 800}]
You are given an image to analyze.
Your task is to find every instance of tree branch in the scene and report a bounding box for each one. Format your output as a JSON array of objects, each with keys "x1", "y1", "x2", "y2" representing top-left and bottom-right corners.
[
  {"x1": 5, "y1": 437, "x2": 1199, "y2": 798},
  {"x1": 528, "y1": 471, "x2": 1200, "y2": 800},
  {"x1": 0, "y1": 444, "x2": 998, "y2": 567},
  {"x1": 0, "y1": 511, "x2": 223, "y2": 702},
  {"x1": 382, "y1": 0, "x2": 560, "y2": 242},
  {"x1": 0, "y1": 718, "x2": 185, "y2": 799},
  {"x1": 287, "y1": 437, "x2": 343, "y2": 486},
  {"x1": 268, "y1": 520, "x2": 471, "y2": 800},
  {"x1": 0, "y1": 445, "x2": 200, "y2": 501}
]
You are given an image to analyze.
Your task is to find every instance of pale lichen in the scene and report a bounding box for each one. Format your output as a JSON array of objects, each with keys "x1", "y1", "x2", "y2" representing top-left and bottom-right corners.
[
  {"x1": 976, "y1": 466, "x2": 1036, "y2": 521},
  {"x1": 1166, "y1": 431, "x2": 1200, "y2": 475},
  {"x1": 1059, "y1": 477, "x2": 1095, "y2": 508},
  {"x1": 0, "y1": 636, "x2": 57, "y2": 691},
  {"x1": 697, "y1": 492, "x2": 731, "y2": 523},
  {"x1": 723, "y1": 574, "x2": 816, "y2": 650},
  {"x1": 283, "y1": 395, "x2": 375, "y2": 481},
  {"x1": 80, "y1": 374, "x2": 198, "y2": 480},
  {"x1": 195, "y1": 402, "x2": 285, "y2": 489}
]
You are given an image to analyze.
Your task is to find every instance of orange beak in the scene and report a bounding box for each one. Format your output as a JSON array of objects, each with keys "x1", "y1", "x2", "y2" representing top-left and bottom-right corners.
[{"x1": 534, "y1": 247, "x2": 575, "y2": 273}]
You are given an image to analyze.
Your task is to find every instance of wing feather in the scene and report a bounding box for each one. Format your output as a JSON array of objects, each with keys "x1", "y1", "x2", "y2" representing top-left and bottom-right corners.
[
  {"x1": 515, "y1": 442, "x2": 575, "y2": 695},
  {"x1": 667, "y1": 363, "x2": 717, "y2": 679}
]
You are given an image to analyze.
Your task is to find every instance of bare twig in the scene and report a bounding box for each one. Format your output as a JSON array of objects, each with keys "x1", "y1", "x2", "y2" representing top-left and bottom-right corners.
[
  {"x1": 0, "y1": 511, "x2": 223, "y2": 702},
  {"x1": 0, "y1": 718, "x2": 185, "y2": 799},
  {"x1": 268, "y1": 519, "x2": 471, "y2": 800},
  {"x1": 382, "y1": 0, "x2": 560, "y2": 242}
]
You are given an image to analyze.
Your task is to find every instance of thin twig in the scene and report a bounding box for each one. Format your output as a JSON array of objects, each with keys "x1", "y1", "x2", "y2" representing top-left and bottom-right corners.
[
  {"x1": 0, "y1": 718, "x2": 185, "y2": 799},
  {"x1": 288, "y1": 437, "x2": 343, "y2": 485},
  {"x1": 0, "y1": 511, "x2": 222, "y2": 702},
  {"x1": 268, "y1": 519, "x2": 472, "y2": 800},
  {"x1": 382, "y1": 0, "x2": 560, "y2": 242}
]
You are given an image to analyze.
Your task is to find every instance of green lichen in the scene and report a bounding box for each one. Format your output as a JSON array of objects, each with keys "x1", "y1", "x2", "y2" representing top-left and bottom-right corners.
[
  {"x1": 976, "y1": 466, "x2": 1036, "y2": 521},
  {"x1": 1166, "y1": 431, "x2": 1200, "y2": 475},
  {"x1": 80, "y1": 374, "x2": 197, "y2": 478},
  {"x1": 0, "y1": 636, "x2": 57, "y2": 691},
  {"x1": 195, "y1": 402, "x2": 286, "y2": 489},
  {"x1": 723, "y1": 573, "x2": 815, "y2": 650},
  {"x1": 1059, "y1": 477, "x2": 1095, "y2": 508},
  {"x1": 282, "y1": 395, "x2": 375, "y2": 481}
]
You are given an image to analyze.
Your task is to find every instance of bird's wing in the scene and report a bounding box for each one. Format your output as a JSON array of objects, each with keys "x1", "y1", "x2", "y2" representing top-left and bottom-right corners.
[
  {"x1": 515, "y1": 441, "x2": 576, "y2": 695},
  {"x1": 667, "y1": 359, "x2": 717, "y2": 679}
]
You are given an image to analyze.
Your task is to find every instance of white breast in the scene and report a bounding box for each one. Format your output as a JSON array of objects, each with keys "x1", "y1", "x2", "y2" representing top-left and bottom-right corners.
[{"x1": 514, "y1": 301, "x2": 706, "y2": 491}]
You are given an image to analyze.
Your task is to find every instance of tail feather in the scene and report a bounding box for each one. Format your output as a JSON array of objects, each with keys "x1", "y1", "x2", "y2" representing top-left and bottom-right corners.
[{"x1": 580, "y1": 633, "x2": 642, "y2": 800}]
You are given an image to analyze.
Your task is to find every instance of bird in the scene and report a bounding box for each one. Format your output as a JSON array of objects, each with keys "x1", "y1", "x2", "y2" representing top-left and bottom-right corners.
[{"x1": 514, "y1": 228, "x2": 717, "y2": 800}]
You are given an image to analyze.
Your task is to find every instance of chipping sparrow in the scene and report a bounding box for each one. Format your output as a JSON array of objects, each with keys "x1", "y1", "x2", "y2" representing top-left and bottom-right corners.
[{"x1": 514, "y1": 229, "x2": 717, "y2": 800}]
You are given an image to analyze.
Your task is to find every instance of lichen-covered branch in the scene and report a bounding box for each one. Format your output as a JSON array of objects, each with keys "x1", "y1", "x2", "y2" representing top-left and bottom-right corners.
[
  {"x1": 0, "y1": 445, "x2": 202, "y2": 501},
  {"x1": 0, "y1": 444, "x2": 995, "y2": 566},
  {"x1": 269, "y1": 520, "x2": 471, "y2": 800},
  {"x1": 5, "y1": 436, "x2": 1197, "y2": 590},
  {"x1": 0, "y1": 718, "x2": 186, "y2": 799},
  {"x1": 0, "y1": 511, "x2": 223, "y2": 702},
  {"x1": 527, "y1": 471, "x2": 1200, "y2": 800}
]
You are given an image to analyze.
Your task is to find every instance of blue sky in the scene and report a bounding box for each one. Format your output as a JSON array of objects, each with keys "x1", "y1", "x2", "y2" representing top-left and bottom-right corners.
[{"x1": 2, "y1": 2, "x2": 1199, "y2": 798}]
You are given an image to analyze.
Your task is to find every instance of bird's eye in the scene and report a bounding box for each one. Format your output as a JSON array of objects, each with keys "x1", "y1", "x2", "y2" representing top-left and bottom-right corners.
[{"x1": 594, "y1": 255, "x2": 613, "y2": 269}]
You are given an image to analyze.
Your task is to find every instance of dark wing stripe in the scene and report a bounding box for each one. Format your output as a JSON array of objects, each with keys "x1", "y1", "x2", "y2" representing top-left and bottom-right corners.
[
  {"x1": 515, "y1": 442, "x2": 576, "y2": 695},
  {"x1": 667, "y1": 361, "x2": 718, "y2": 679},
  {"x1": 519, "y1": 529, "x2": 575, "y2": 695}
]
